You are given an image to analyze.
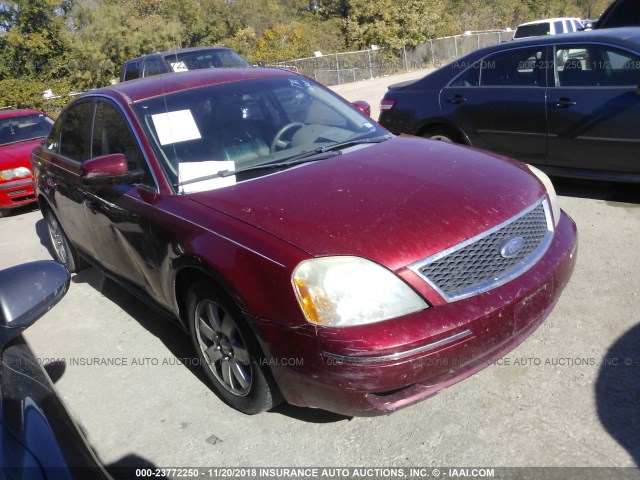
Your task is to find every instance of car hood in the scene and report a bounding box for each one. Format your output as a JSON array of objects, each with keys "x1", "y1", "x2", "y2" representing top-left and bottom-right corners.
[
  {"x1": 0, "y1": 139, "x2": 42, "y2": 170},
  {"x1": 188, "y1": 137, "x2": 546, "y2": 270}
]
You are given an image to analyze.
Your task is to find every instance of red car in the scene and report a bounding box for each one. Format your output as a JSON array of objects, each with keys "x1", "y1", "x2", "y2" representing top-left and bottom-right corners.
[
  {"x1": 0, "y1": 109, "x2": 53, "y2": 217},
  {"x1": 31, "y1": 69, "x2": 577, "y2": 416}
]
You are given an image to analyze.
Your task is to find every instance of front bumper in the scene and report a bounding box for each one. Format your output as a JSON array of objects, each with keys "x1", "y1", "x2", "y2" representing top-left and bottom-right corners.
[
  {"x1": 0, "y1": 178, "x2": 36, "y2": 210},
  {"x1": 252, "y1": 211, "x2": 577, "y2": 417}
]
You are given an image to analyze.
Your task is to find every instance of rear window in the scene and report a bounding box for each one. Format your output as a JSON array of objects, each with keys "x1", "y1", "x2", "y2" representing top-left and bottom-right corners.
[{"x1": 514, "y1": 23, "x2": 551, "y2": 38}]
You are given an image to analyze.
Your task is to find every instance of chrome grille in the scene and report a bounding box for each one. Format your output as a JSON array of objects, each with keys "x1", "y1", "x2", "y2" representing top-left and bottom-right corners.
[{"x1": 410, "y1": 199, "x2": 553, "y2": 302}]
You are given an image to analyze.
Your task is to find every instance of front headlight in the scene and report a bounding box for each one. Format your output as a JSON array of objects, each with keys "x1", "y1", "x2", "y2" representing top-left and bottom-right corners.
[
  {"x1": 527, "y1": 165, "x2": 560, "y2": 227},
  {"x1": 292, "y1": 256, "x2": 427, "y2": 327},
  {"x1": 0, "y1": 167, "x2": 31, "y2": 181}
]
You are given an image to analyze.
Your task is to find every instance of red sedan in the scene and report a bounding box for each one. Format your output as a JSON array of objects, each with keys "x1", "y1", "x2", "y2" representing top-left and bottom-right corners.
[
  {"x1": 31, "y1": 69, "x2": 577, "y2": 416},
  {"x1": 0, "y1": 109, "x2": 53, "y2": 217}
]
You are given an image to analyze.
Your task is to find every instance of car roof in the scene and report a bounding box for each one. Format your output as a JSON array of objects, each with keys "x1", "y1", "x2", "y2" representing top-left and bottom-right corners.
[
  {"x1": 125, "y1": 46, "x2": 238, "y2": 64},
  {"x1": 0, "y1": 109, "x2": 43, "y2": 119},
  {"x1": 507, "y1": 26, "x2": 640, "y2": 46},
  {"x1": 89, "y1": 68, "x2": 298, "y2": 104},
  {"x1": 517, "y1": 17, "x2": 582, "y2": 26},
  {"x1": 407, "y1": 27, "x2": 640, "y2": 88}
]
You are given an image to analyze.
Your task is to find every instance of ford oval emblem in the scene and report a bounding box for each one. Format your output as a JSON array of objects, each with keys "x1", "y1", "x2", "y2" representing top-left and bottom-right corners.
[{"x1": 500, "y1": 236, "x2": 525, "y2": 258}]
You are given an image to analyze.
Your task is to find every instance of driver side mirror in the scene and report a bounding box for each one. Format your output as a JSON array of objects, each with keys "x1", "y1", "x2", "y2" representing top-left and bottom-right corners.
[
  {"x1": 80, "y1": 153, "x2": 145, "y2": 185},
  {"x1": 0, "y1": 261, "x2": 70, "y2": 349}
]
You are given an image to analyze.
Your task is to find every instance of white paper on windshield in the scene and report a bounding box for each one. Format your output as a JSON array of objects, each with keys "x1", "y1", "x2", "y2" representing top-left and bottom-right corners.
[
  {"x1": 170, "y1": 61, "x2": 189, "y2": 72},
  {"x1": 151, "y1": 110, "x2": 201, "y2": 146},
  {"x1": 178, "y1": 161, "x2": 236, "y2": 193}
]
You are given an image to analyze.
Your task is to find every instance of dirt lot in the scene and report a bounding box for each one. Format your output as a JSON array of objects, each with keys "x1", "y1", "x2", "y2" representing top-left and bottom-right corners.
[{"x1": 3, "y1": 69, "x2": 639, "y2": 476}]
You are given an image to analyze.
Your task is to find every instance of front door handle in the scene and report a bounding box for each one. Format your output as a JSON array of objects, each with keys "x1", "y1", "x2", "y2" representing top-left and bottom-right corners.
[
  {"x1": 447, "y1": 95, "x2": 467, "y2": 104},
  {"x1": 556, "y1": 98, "x2": 577, "y2": 108}
]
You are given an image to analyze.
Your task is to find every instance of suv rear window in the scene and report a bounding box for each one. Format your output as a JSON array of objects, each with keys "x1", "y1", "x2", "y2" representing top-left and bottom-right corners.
[{"x1": 514, "y1": 23, "x2": 551, "y2": 38}]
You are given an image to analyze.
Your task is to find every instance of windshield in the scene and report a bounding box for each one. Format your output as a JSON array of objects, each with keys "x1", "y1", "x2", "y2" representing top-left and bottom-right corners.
[
  {"x1": 0, "y1": 113, "x2": 53, "y2": 146},
  {"x1": 132, "y1": 76, "x2": 386, "y2": 193},
  {"x1": 164, "y1": 49, "x2": 251, "y2": 72}
]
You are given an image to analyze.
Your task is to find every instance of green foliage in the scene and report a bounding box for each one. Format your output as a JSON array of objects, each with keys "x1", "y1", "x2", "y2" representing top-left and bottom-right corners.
[
  {"x1": 65, "y1": 0, "x2": 184, "y2": 88},
  {"x1": 344, "y1": 0, "x2": 449, "y2": 50},
  {"x1": 0, "y1": 78, "x2": 72, "y2": 116},
  {"x1": 0, "y1": 0, "x2": 68, "y2": 79}
]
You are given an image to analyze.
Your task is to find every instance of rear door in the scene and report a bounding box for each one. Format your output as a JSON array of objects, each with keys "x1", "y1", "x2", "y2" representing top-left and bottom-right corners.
[
  {"x1": 547, "y1": 43, "x2": 640, "y2": 174},
  {"x1": 34, "y1": 100, "x2": 98, "y2": 259},
  {"x1": 440, "y1": 45, "x2": 550, "y2": 164}
]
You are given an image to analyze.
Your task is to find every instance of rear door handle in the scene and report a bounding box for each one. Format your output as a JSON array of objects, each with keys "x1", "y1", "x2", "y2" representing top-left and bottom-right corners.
[
  {"x1": 83, "y1": 200, "x2": 100, "y2": 214},
  {"x1": 556, "y1": 98, "x2": 577, "y2": 108},
  {"x1": 447, "y1": 95, "x2": 467, "y2": 104}
]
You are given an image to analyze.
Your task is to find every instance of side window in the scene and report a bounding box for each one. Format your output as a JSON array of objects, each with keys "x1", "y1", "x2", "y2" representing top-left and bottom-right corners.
[
  {"x1": 92, "y1": 101, "x2": 153, "y2": 185},
  {"x1": 45, "y1": 117, "x2": 62, "y2": 152},
  {"x1": 449, "y1": 61, "x2": 480, "y2": 87},
  {"x1": 480, "y1": 47, "x2": 547, "y2": 87},
  {"x1": 59, "y1": 101, "x2": 93, "y2": 162},
  {"x1": 553, "y1": 21, "x2": 563, "y2": 34},
  {"x1": 555, "y1": 45, "x2": 640, "y2": 87},
  {"x1": 123, "y1": 61, "x2": 142, "y2": 81},
  {"x1": 143, "y1": 58, "x2": 167, "y2": 77}
]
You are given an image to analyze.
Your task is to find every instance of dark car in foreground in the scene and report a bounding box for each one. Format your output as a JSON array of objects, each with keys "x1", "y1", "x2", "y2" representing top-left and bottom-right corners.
[
  {"x1": 0, "y1": 261, "x2": 111, "y2": 479},
  {"x1": 120, "y1": 46, "x2": 251, "y2": 82},
  {"x1": 32, "y1": 68, "x2": 577, "y2": 416},
  {"x1": 595, "y1": 0, "x2": 640, "y2": 29},
  {"x1": 0, "y1": 110, "x2": 53, "y2": 216},
  {"x1": 379, "y1": 28, "x2": 640, "y2": 183}
]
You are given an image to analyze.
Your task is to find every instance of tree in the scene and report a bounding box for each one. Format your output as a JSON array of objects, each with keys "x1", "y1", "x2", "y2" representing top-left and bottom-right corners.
[
  {"x1": 344, "y1": 0, "x2": 449, "y2": 50},
  {"x1": 0, "y1": 0, "x2": 69, "y2": 79},
  {"x1": 66, "y1": 0, "x2": 184, "y2": 88}
]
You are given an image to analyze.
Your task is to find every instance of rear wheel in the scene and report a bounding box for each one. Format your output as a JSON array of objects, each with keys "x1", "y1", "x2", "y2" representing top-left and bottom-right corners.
[
  {"x1": 420, "y1": 126, "x2": 464, "y2": 144},
  {"x1": 187, "y1": 280, "x2": 282, "y2": 414},
  {"x1": 44, "y1": 209, "x2": 85, "y2": 272}
]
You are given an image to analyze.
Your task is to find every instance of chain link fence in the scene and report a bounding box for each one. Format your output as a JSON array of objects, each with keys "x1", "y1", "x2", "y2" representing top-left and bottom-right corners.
[{"x1": 274, "y1": 29, "x2": 514, "y2": 86}]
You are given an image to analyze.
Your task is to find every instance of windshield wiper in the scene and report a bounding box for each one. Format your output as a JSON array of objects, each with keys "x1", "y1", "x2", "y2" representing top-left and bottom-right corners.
[
  {"x1": 312, "y1": 133, "x2": 392, "y2": 154},
  {"x1": 175, "y1": 150, "x2": 341, "y2": 188}
]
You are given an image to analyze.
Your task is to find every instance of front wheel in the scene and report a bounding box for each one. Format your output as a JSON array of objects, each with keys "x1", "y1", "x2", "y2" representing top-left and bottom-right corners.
[
  {"x1": 187, "y1": 281, "x2": 281, "y2": 414},
  {"x1": 44, "y1": 209, "x2": 86, "y2": 272}
]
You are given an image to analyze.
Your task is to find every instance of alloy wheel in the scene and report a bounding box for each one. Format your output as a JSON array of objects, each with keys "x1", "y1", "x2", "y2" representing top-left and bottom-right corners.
[
  {"x1": 194, "y1": 299, "x2": 252, "y2": 396},
  {"x1": 47, "y1": 213, "x2": 68, "y2": 264}
]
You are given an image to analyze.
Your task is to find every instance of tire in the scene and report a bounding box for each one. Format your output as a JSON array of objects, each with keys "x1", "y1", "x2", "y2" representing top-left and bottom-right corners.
[
  {"x1": 44, "y1": 209, "x2": 86, "y2": 273},
  {"x1": 420, "y1": 127, "x2": 461, "y2": 144},
  {"x1": 187, "y1": 280, "x2": 282, "y2": 414},
  {"x1": 0, "y1": 208, "x2": 10, "y2": 218}
]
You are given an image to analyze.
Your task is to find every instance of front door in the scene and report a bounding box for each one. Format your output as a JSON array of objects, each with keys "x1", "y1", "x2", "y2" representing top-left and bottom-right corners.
[
  {"x1": 441, "y1": 45, "x2": 549, "y2": 164},
  {"x1": 547, "y1": 43, "x2": 640, "y2": 174},
  {"x1": 81, "y1": 100, "x2": 161, "y2": 294}
]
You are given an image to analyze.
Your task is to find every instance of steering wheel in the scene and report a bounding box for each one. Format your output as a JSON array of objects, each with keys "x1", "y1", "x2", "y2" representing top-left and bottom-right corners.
[{"x1": 270, "y1": 122, "x2": 305, "y2": 152}]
